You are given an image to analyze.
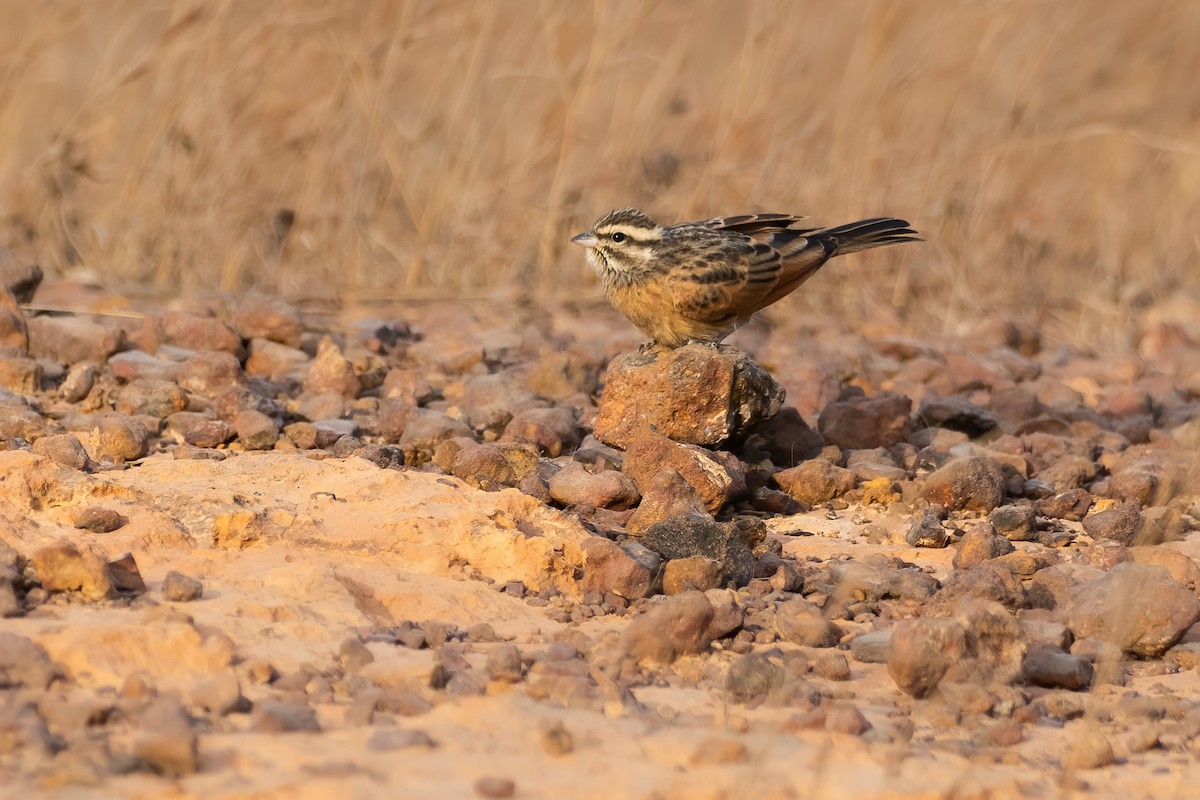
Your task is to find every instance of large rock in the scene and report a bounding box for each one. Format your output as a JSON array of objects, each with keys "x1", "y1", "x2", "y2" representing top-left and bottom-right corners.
[
  {"x1": 621, "y1": 591, "x2": 715, "y2": 664},
  {"x1": 1060, "y1": 563, "x2": 1200, "y2": 657},
  {"x1": 622, "y1": 428, "x2": 734, "y2": 514},
  {"x1": 638, "y1": 514, "x2": 754, "y2": 587},
  {"x1": 886, "y1": 600, "x2": 1025, "y2": 697},
  {"x1": 920, "y1": 456, "x2": 1007, "y2": 512},
  {"x1": 593, "y1": 343, "x2": 784, "y2": 449},
  {"x1": 817, "y1": 391, "x2": 911, "y2": 450}
]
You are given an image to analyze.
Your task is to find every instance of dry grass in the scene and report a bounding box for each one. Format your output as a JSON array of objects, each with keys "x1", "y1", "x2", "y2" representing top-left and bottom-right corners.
[{"x1": 1, "y1": 1, "x2": 1198, "y2": 343}]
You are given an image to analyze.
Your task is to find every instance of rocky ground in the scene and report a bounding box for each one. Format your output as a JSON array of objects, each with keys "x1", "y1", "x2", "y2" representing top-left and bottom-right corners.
[{"x1": 3, "y1": 269, "x2": 1200, "y2": 799}]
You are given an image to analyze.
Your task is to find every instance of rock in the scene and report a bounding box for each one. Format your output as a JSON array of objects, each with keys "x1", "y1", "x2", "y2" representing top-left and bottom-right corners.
[
  {"x1": 704, "y1": 588, "x2": 744, "y2": 640},
  {"x1": 177, "y1": 351, "x2": 244, "y2": 398},
  {"x1": 581, "y1": 537, "x2": 659, "y2": 601},
  {"x1": 0, "y1": 633, "x2": 64, "y2": 689},
  {"x1": 937, "y1": 562, "x2": 1026, "y2": 611},
  {"x1": 1061, "y1": 563, "x2": 1200, "y2": 657},
  {"x1": 916, "y1": 396, "x2": 998, "y2": 437},
  {"x1": 0, "y1": 288, "x2": 28, "y2": 356},
  {"x1": 113, "y1": 378, "x2": 188, "y2": 418},
  {"x1": 109, "y1": 350, "x2": 183, "y2": 383},
  {"x1": 593, "y1": 343, "x2": 784, "y2": 448},
  {"x1": 1021, "y1": 644, "x2": 1093, "y2": 690},
  {"x1": 724, "y1": 652, "x2": 785, "y2": 703},
  {"x1": 380, "y1": 367, "x2": 436, "y2": 405},
  {"x1": 247, "y1": 699, "x2": 320, "y2": 733},
  {"x1": 0, "y1": 357, "x2": 41, "y2": 394},
  {"x1": 501, "y1": 406, "x2": 581, "y2": 457},
  {"x1": 73, "y1": 506, "x2": 124, "y2": 533},
  {"x1": 30, "y1": 541, "x2": 115, "y2": 601},
  {"x1": 921, "y1": 456, "x2": 1006, "y2": 512},
  {"x1": 295, "y1": 391, "x2": 347, "y2": 423},
  {"x1": 1036, "y1": 488, "x2": 1093, "y2": 521},
  {"x1": 989, "y1": 504, "x2": 1037, "y2": 541},
  {"x1": 474, "y1": 776, "x2": 516, "y2": 799},
  {"x1": 184, "y1": 419, "x2": 236, "y2": 448},
  {"x1": 303, "y1": 339, "x2": 360, "y2": 398},
  {"x1": 824, "y1": 704, "x2": 870, "y2": 735},
  {"x1": 952, "y1": 522, "x2": 1015, "y2": 569},
  {"x1": 90, "y1": 413, "x2": 150, "y2": 462},
  {"x1": 1063, "y1": 724, "x2": 1114, "y2": 770},
  {"x1": 526, "y1": 350, "x2": 601, "y2": 400},
  {"x1": 27, "y1": 316, "x2": 125, "y2": 363},
  {"x1": 190, "y1": 671, "x2": 247, "y2": 715},
  {"x1": 439, "y1": 439, "x2": 538, "y2": 492},
  {"x1": 106, "y1": 552, "x2": 146, "y2": 593},
  {"x1": 905, "y1": 509, "x2": 949, "y2": 548},
  {"x1": 622, "y1": 591, "x2": 715, "y2": 664},
  {"x1": 31, "y1": 434, "x2": 90, "y2": 470},
  {"x1": 124, "y1": 698, "x2": 198, "y2": 776},
  {"x1": 60, "y1": 362, "x2": 98, "y2": 402},
  {"x1": 245, "y1": 338, "x2": 309, "y2": 381},
  {"x1": 626, "y1": 468, "x2": 710, "y2": 535},
  {"x1": 773, "y1": 459, "x2": 856, "y2": 505},
  {"x1": 394, "y1": 407, "x2": 474, "y2": 465},
  {"x1": 662, "y1": 556, "x2": 723, "y2": 594},
  {"x1": 484, "y1": 644, "x2": 523, "y2": 683},
  {"x1": 228, "y1": 293, "x2": 304, "y2": 346},
  {"x1": 886, "y1": 600, "x2": 1025, "y2": 697},
  {"x1": 547, "y1": 461, "x2": 639, "y2": 509},
  {"x1": 850, "y1": 630, "x2": 892, "y2": 663},
  {"x1": 817, "y1": 391, "x2": 911, "y2": 450},
  {"x1": 746, "y1": 407, "x2": 825, "y2": 468},
  {"x1": 1037, "y1": 455, "x2": 1097, "y2": 493},
  {"x1": 622, "y1": 428, "x2": 735, "y2": 514},
  {"x1": 161, "y1": 571, "x2": 204, "y2": 602},
  {"x1": 233, "y1": 409, "x2": 280, "y2": 450},
  {"x1": 774, "y1": 598, "x2": 839, "y2": 648},
  {"x1": 639, "y1": 514, "x2": 754, "y2": 588},
  {"x1": 161, "y1": 311, "x2": 242, "y2": 355},
  {"x1": 1081, "y1": 501, "x2": 1141, "y2": 545}
]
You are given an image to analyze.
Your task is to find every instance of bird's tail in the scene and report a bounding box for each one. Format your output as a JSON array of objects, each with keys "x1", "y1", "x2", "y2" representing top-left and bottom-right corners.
[{"x1": 814, "y1": 218, "x2": 921, "y2": 255}]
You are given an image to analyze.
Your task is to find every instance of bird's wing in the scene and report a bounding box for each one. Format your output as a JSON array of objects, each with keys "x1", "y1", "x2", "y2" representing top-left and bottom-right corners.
[
  {"x1": 670, "y1": 235, "x2": 784, "y2": 324},
  {"x1": 703, "y1": 213, "x2": 806, "y2": 234}
]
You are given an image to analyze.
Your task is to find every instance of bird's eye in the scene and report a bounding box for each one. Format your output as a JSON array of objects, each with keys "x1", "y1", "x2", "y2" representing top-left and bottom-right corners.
[{"x1": 610, "y1": 232, "x2": 627, "y2": 243}]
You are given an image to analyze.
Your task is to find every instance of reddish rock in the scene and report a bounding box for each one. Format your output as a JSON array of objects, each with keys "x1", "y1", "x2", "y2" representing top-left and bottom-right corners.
[
  {"x1": 746, "y1": 407, "x2": 825, "y2": 468},
  {"x1": 547, "y1": 461, "x2": 639, "y2": 509},
  {"x1": 113, "y1": 378, "x2": 188, "y2": 418},
  {"x1": 303, "y1": 339, "x2": 360, "y2": 399},
  {"x1": 774, "y1": 598, "x2": 839, "y2": 648},
  {"x1": 161, "y1": 311, "x2": 242, "y2": 354},
  {"x1": 817, "y1": 391, "x2": 911, "y2": 450},
  {"x1": 162, "y1": 571, "x2": 204, "y2": 602},
  {"x1": 27, "y1": 316, "x2": 125, "y2": 364},
  {"x1": 581, "y1": 537, "x2": 660, "y2": 601},
  {"x1": 1061, "y1": 563, "x2": 1200, "y2": 657},
  {"x1": 450, "y1": 369, "x2": 545, "y2": 433},
  {"x1": 501, "y1": 406, "x2": 582, "y2": 457},
  {"x1": 31, "y1": 433, "x2": 91, "y2": 470},
  {"x1": 622, "y1": 428, "x2": 734, "y2": 514},
  {"x1": 228, "y1": 294, "x2": 304, "y2": 346},
  {"x1": 109, "y1": 350, "x2": 183, "y2": 383},
  {"x1": 73, "y1": 506, "x2": 124, "y2": 533},
  {"x1": 0, "y1": 357, "x2": 41, "y2": 394},
  {"x1": 1037, "y1": 455, "x2": 1097, "y2": 493},
  {"x1": 90, "y1": 414, "x2": 151, "y2": 462},
  {"x1": 29, "y1": 541, "x2": 115, "y2": 601},
  {"x1": 178, "y1": 351, "x2": 245, "y2": 398},
  {"x1": 525, "y1": 350, "x2": 601, "y2": 400},
  {"x1": 662, "y1": 556, "x2": 723, "y2": 595},
  {"x1": 233, "y1": 409, "x2": 280, "y2": 450},
  {"x1": 774, "y1": 458, "x2": 856, "y2": 505},
  {"x1": 622, "y1": 591, "x2": 715, "y2": 664},
  {"x1": 921, "y1": 456, "x2": 1006, "y2": 512},
  {"x1": 952, "y1": 522, "x2": 1015, "y2": 569},
  {"x1": 245, "y1": 338, "x2": 310, "y2": 381},
  {"x1": 440, "y1": 439, "x2": 538, "y2": 492},
  {"x1": 1036, "y1": 488, "x2": 1093, "y2": 521},
  {"x1": 0, "y1": 289, "x2": 28, "y2": 356},
  {"x1": 380, "y1": 368, "x2": 437, "y2": 406},
  {"x1": 395, "y1": 408, "x2": 474, "y2": 465},
  {"x1": 1022, "y1": 644, "x2": 1093, "y2": 690},
  {"x1": 626, "y1": 468, "x2": 710, "y2": 535},
  {"x1": 594, "y1": 343, "x2": 784, "y2": 449},
  {"x1": 1081, "y1": 501, "x2": 1141, "y2": 545}
]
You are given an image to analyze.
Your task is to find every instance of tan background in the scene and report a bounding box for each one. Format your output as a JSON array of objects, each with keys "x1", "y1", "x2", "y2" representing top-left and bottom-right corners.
[{"x1": 2, "y1": 1, "x2": 1197, "y2": 340}]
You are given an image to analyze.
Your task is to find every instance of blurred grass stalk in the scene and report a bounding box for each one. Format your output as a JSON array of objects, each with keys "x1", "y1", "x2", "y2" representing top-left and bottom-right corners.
[{"x1": 0, "y1": 0, "x2": 1198, "y2": 344}]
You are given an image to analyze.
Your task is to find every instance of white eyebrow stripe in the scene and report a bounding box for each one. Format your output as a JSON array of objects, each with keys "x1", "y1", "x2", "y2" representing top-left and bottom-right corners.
[{"x1": 599, "y1": 224, "x2": 660, "y2": 244}]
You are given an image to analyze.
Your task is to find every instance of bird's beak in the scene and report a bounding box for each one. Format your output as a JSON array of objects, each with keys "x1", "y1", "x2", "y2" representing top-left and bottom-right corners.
[{"x1": 571, "y1": 232, "x2": 598, "y2": 248}]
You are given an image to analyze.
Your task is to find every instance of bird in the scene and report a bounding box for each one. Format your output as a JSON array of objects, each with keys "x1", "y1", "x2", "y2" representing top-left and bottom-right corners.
[{"x1": 571, "y1": 208, "x2": 920, "y2": 348}]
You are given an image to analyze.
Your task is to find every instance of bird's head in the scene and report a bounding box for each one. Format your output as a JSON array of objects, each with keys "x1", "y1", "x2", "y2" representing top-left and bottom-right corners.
[{"x1": 571, "y1": 208, "x2": 663, "y2": 286}]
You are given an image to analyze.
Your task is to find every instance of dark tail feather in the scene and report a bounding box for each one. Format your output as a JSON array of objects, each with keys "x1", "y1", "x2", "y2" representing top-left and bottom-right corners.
[{"x1": 815, "y1": 217, "x2": 921, "y2": 255}]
